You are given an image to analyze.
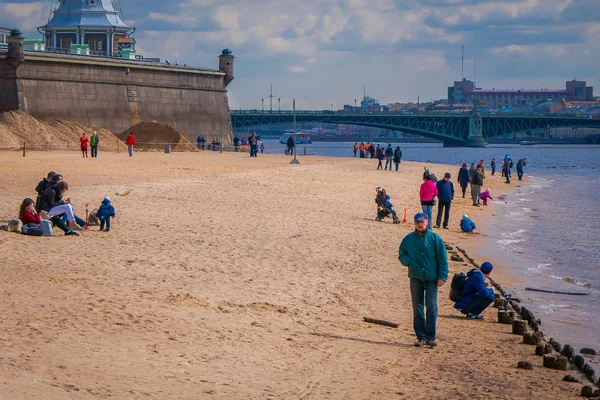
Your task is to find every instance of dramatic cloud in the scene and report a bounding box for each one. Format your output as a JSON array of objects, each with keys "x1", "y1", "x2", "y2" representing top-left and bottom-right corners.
[{"x1": 1, "y1": 0, "x2": 598, "y2": 109}]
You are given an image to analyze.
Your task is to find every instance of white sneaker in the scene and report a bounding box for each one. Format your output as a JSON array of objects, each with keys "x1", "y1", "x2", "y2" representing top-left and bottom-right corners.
[{"x1": 72, "y1": 225, "x2": 85, "y2": 231}]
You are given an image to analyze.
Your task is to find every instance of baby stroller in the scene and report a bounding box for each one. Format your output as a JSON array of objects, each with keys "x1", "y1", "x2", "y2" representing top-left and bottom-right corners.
[{"x1": 375, "y1": 187, "x2": 399, "y2": 223}]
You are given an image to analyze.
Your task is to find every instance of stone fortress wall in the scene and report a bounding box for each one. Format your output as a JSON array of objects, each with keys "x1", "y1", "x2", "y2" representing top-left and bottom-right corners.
[{"x1": 0, "y1": 50, "x2": 234, "y2": 143}]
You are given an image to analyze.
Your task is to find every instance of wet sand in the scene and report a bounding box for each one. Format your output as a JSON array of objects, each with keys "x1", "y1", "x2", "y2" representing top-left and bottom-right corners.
[{"x1": 0, "y1": 151, "x2": 589, "y2": 399}]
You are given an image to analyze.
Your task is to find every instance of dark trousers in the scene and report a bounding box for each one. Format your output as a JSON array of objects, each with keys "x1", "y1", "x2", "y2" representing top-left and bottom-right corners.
[
  {"x1": 91, "y1": 146, "x2": 98, "y2": 157},
  {"x1": 436, "y1": 201, "x2": 451, "y2": 228},
  {"x1": 461, "y1": 185, "x2": 467, "y2": 197},
  {"x1": 461, "y1": 293, "x2": 495, "y2": 316},
  {"x1": 99, "y1": 217, "x2": 111, "y2": 231},
  {"x1": 517, "y1": 167, "x2": 524, "y2": 180},
  {"x1": 491, "y1": 166, "x2": 495, "y2": 175},
  {"x1": 410, "y1": 278, "x2": 438, "y2": 341},
  {"x1": 51, "y1": 215, "x2": 70, "y2": 233},
  {"x1": 504, "y1": 168, "x2": 511, "y2": 183}
]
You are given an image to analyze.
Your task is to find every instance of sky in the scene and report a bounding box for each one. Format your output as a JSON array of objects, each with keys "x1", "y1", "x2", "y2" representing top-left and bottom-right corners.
[{"x1": 1, "y1": 0, "x2": 599, "y2": 110}]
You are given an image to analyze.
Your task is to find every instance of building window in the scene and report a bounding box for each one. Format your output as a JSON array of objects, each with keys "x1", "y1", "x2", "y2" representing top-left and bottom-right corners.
[{"x1": 88, "y1": 37, "x2": 103, "y2": 52}]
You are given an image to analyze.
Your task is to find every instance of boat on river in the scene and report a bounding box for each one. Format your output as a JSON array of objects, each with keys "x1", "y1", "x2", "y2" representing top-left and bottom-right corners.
[{"x1": 279, "y1": 133, "x2": 312, "y2": 144}]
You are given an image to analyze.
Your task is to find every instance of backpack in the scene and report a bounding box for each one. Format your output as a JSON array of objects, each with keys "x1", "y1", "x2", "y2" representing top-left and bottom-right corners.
[
  {"x1": 22, "y1": 223, "x2": 43, "y2": 236},
  {"x1": 449, "y1": 272, "x2": 467, "y2": 302},
  {"x1": 40, "y1": 219, "x2": 54, "y2": 236}
]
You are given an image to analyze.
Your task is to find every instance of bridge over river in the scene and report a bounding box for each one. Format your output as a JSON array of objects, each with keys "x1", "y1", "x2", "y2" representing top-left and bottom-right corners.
[{"x1": 230, "y1": 110, "x2": 600, "y2": 147}]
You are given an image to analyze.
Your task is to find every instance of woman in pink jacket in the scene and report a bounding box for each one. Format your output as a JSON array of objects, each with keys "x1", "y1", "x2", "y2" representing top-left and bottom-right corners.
[{"x1": 419, "y1": 173, "x2": 438, "y2": 229}]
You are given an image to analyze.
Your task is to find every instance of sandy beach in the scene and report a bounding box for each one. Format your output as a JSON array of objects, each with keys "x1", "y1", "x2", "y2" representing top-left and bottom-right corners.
[{"x1": 0, "y1": 150, "x2": 589, "y2": 399}]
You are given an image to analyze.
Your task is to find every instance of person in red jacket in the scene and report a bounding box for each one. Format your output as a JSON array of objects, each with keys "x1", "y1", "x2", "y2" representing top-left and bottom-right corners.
[
  {"x1": 80, "y1": 133, "x2": 89, "y2": 158},
  {"x1": 19, "y1": 198, "x2": 41, "y2": 225},
  {"x1": 125, "y1": 132, "x2": 136, "y2": 156}
]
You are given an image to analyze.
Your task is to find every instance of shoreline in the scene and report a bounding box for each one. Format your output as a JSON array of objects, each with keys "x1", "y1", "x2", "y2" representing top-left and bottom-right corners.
[{"x1": 0, "y1": 151, "x2": 595, "y2": 398}]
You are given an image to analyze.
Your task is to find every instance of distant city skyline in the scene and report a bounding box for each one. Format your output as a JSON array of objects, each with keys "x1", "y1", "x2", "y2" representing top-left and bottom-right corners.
[{"x1": 1, "y1": 0, "x2": 598, "y2": 110}]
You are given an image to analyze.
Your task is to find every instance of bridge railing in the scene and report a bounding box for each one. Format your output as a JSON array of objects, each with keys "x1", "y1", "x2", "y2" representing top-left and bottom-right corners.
[{"x1": 229, "y1": 110, "x2": 593, "y2": 119}]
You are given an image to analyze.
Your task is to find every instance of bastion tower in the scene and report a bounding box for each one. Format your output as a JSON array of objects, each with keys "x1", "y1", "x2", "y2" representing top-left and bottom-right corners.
[
  {"x1": 218, "y1": 48, "x2": 234, "y2": 87},
  {"x1": 39, "y1": 0, "x2": 134, "y2": 56}
]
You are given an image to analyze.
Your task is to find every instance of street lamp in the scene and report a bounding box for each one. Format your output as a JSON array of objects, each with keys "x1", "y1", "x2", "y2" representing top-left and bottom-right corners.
[
  {"x1": 261, "y1": 98, "x2": 264, "y2": 113},
  {"x1": 290, "y1": 99, "x2": 299, "y2": 164},
  {"x1": 354, "y1": 99, "x2": 357, "y2": 110},
  {"x1": 331, "y1": 103, "x2": 333, "y2": 111},
  {"x1": 278, "y1": 98, "x2": 281, "y2": 112}
]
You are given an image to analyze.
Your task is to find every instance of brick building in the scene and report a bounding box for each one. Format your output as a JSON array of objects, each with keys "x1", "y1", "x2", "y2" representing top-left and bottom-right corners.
[{"x1": 448, "y1": 79, "x2": 594, "y2": 108}]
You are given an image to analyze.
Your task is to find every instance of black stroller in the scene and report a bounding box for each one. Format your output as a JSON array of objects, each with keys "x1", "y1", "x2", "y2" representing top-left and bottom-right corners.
[{"x1": 375, "y1": 187, "x2": 399, "y2": 224}]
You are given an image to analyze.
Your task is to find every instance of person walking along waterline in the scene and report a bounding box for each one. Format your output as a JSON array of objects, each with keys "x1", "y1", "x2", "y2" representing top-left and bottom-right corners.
[
  {"x1": 384, "y1": 144, "x2": 393, "y2": 171},
  {"x1": 434, "y1": 172, "x2": 454, "y2": 229},
  {"x1": 420, "y1": 174, "x2": 438, "y2": 229},
  {"x1": 517, "y1": 158, "x2": 527, "y2": 181},
  {"x1": 470, "y1": 166, "x2": 484, "y2": 206},
  {"x1": 399, "y1": 212, "x2": 448, "y2": 347},
  {"x1": 126, "y1": 132, "x2": 136, "y2": 157},
  {"x1": 393, "y1": 146, "x2": 402, "y2": 171},
  {"x1": 490, "y1": 158, "x2": 496, "y2": 175},
  {"x1": 457, "y1": 162, "x2": 470, "y2": 198}
]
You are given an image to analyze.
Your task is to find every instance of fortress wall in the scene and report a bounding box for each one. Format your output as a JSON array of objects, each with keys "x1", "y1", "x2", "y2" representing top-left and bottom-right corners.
[{"x1": 0, "y1": 56, "x2": 232, "y2": 142}]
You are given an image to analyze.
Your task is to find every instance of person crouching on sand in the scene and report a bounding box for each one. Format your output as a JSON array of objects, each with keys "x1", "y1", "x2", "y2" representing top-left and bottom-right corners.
[
  {"x1": 480, "y1": 188, "x2": 493, "y2": 206},
  {"x1": 453, "y1": 262, "x2": 495, "y2": 320},
  {"x1": 399, "y1": 212, "x2": 448, "y2": 347}
]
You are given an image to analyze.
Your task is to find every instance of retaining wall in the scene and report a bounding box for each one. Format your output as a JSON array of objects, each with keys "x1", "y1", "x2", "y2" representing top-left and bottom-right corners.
[{"x1": 0, "y1": 51, "x2": 232, "y2": 142}]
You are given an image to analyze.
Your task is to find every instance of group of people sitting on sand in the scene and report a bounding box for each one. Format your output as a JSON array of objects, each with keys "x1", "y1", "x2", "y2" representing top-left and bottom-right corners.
[{"x1": 12, "y1": 171, "x2": 115, "y2": 236}]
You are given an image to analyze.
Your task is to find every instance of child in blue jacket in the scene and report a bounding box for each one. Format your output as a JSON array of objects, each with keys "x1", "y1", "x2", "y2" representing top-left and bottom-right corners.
[
  {"x1": 384, "y1": 194, "x2": 400, "y2": 224},
  {"x1": 96, "y1": 197, "x2": 116, "y2": 232},
  {"x1": 460, "y1": 214, "x2": 476, "y2": 233}
]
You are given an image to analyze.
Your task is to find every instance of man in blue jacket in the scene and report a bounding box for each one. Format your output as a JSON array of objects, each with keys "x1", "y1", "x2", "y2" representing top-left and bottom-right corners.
[
  {"x1": 434, "y1": 172, "x2": 454, "y2": 229},
  {"x1": 399, "y1": 213, "x2": 448, "y2": 347},
  {"x1": 454, "y1": 262, "x2": 495, "y2": 319}
]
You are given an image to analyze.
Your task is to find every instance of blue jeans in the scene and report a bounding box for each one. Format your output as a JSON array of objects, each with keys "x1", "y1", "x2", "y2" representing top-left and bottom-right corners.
[
  {"x1": 517, "y1": 167, "x2": 523, "y2": 180},
  {"x1": 394, "y1": 162, "x2": 399, "y2": 171},
  {"x1": 385, "y1": 156, "x2": 392, "y2": 170},
  {"x1": 99, "y1": 216, "x2": 111, "y2": 231},
  {"x1": 460, "y1": 293, "x2": 495, "y2": 316},
  {"x1": 410, "y1": 278, "x2": 439, "y2": 341},
  {"x1": 504, "y1": 168, "x2": 510, "y2": 183},
  {"x1": 421, "y1": 205, "x2": 433, "y2": 229},
  {"x1": 128, "y1": 145, "x2": 133, "y2": 156},
  {"x1": 61, "y1": 214, "x2": 85, "y2": 227}
]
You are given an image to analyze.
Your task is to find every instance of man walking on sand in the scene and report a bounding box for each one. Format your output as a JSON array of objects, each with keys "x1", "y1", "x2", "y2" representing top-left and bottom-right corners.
[
  {"x1": 90, "y1": 131, "x2": 99, "y2": 158},
  {"x1": 126, "y1": 132, "x2": 136, "y2": 157},
  {"x1": 434, "y1": 172, "x2": 454, "y2": 229},
  {"x1": 470, "y1": 165, "x2": 484, "y2": 206},
  {"x1": 399, "y1": 212, "x2": 448, "y2": 347}
]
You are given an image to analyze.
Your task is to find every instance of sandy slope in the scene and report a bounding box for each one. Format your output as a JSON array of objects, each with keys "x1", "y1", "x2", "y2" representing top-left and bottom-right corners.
[{"x1": 0, "y1": 151, "x2": 587, "y2": 399}]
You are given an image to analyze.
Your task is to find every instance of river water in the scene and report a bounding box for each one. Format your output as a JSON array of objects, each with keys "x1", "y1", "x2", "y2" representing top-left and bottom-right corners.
[{"x1": 262, "y1": 139, "x2": 600, "y2": 350}]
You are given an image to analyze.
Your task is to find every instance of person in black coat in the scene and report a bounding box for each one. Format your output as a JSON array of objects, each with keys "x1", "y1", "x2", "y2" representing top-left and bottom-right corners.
[
  {"x1": 35, "y1": 171, "x2": 57, "y2": 212},
  {"x1": 40, "y1": 181, "x2": 80, "y2": 236},
  {"x1": 434, "y1": 173, "x2": 454, "y2": 229},
  {"x1": 393, "y1": 146, "x2": 402, "y2": 171},
  {"x1": 457, "y1": 162, "x2": 470, "y2": 198}
]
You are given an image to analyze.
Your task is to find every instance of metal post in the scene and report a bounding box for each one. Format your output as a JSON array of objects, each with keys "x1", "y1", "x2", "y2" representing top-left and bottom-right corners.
[
  {"x1": 278, "y1": 98, "x2": 280, "y2": 113},
  {"x1": 290, "y1": 99, "x2": 299, "y2": 164}
]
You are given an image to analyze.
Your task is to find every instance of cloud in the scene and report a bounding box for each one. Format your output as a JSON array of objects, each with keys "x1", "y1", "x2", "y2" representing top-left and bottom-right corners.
[
  {"x1": 0, "y1": 0, "x2": 597, "y2": 108},
  {"x1": 286, "y1": 65, "x2": 308, "y2": 73}
]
